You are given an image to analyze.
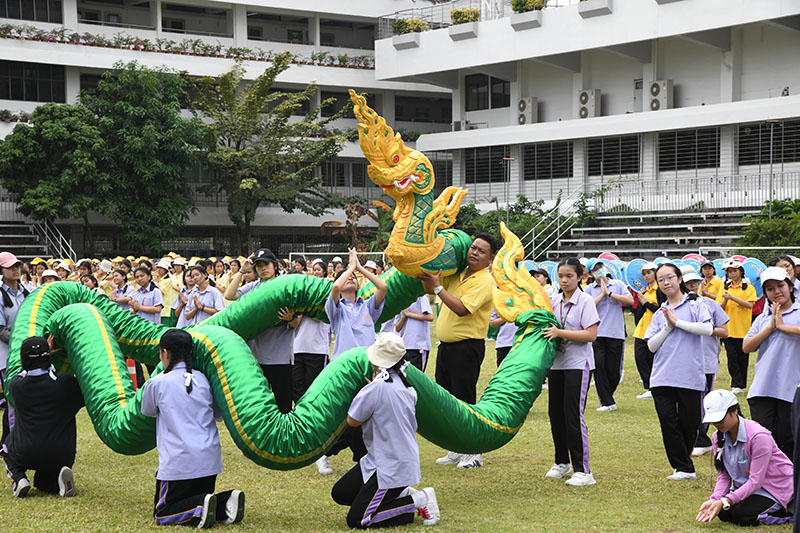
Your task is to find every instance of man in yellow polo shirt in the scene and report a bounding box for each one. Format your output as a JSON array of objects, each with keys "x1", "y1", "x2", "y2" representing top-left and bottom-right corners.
[{"x1": 417, "y1": 233, "x2": 497, "y2": 470}]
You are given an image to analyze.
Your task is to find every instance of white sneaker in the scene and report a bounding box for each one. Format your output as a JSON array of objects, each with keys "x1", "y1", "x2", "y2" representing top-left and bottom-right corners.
[
  {"x1": 545, "y1": 463, "x2": 572, "y2": 479},
  {"x1": 691, "y1": 446, "x2": 713, "y2": 457},
  {"x1": 418, "y1": 487, "x2": 440, "y2": 526},
  {"x1": 12, "y1": 478, "x2": 30, "y2": 498},
  {"x1": 435, "y1": 451, "x2": 462, "y2": 465},
  {"x1": 619, "y1": 370, "x2": 624, "y2": 383},
  {"x1": 196, "y1": 493, "x2": 217, "y2": 528},
  {"x1": 565, "y1": 472, "x2": 596, "y2": 486},
  {"x1": 224, "y1": 490, "x2": 245, "y2": 524},
  {"x1": 596, "y1": 404, "x2": 617, "y2": 412},
  {"x1": 457, "y1": 454, "x2": 483, "y2": 469},
  {"x1": 636, "y1": 391, "x2": 653, "y2": 400},
  {"x1": 731, "y1": 387, "x2": 744, "y2": 395},
  {"x1": 316, "y1": 455, "x2": 333, "y2": 475},
  {"x1": 666, "y1": 470, "x2": 696, "y2": 481},
  {"x1": 57, "y1": 466, "x2": 76, "y2": 497}
]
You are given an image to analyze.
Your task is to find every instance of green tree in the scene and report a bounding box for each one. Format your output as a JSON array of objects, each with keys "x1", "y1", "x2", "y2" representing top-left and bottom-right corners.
[
  {"x1": 81, "y1": 61, "x2": 205, "y2": 253},
  {"x1": 738, "y1": 199, "x2": 800, "y2": 249},
  {"x1": 0, "y1": 103, "x2": 110, "y2": 255},
  {"x1": 191, "y1": 54, "x2": 352, "y2": 254}
]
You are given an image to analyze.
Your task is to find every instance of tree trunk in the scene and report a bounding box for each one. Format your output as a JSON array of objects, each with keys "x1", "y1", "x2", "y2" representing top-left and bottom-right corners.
[{"x1": 83, "y1": 213, "x2": 95, "y2": 256}]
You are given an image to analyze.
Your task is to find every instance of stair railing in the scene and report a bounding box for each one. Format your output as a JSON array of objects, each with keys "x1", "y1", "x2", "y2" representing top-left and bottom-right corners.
[
  {"x1": 32, "y1": 220, "x2": 77, "y2": 262},
  {"x1": 521, "y1": 184, "x2": 588, "y2": 260}
]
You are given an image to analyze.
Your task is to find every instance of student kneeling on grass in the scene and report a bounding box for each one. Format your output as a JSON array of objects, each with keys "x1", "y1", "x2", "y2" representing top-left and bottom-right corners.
[
  {"x1": 1, "y1": 335, "x2": 83, "y2": 497},
  {"x1": 696, "y1": 389, "x2": 794, "y2": 526},
  {"x1": 141, "y1": 329, "x2": 244, "y2": 528},
  {"x1": 331, "y1": 333, "x2": 440, "y2": 528}
]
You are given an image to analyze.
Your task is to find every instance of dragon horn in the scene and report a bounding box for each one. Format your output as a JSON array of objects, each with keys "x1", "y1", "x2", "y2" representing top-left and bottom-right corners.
[
  {"x1": 348, "y1": 88, "x2": 411, "y2": 169},
  {"x1": 492, "y1": 222, "x2": 554, "y2": 323}
]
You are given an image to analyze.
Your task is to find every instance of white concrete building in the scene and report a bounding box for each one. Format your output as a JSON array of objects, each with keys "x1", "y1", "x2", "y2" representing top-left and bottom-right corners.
[
  {"x1": 0, "y1": 0, "x2": 452, "y2": 256},
  {"x1": 375, "y1": 0, "x2": 800, "y2": 216}
]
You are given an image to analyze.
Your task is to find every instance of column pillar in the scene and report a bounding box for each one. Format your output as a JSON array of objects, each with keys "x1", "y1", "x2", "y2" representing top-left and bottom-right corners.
[
  {"x1": 65, "y1": 66, "x2": 80, "y2": 105},
  {"x1": 151, "y1": 1, "x2": 162, "y2": 35},
  {"x1": 380, "y1": 92, "x2": 395, "y2": 125},
  {"x1": 232, "y1": 5, "x2": 248, "y2": 46},
  {"x1": 309, "y1": 14, "x2": 320, "y2": 50},
  {"x1": 62, "y1": 0, "x2": 78, "y2": 28}
]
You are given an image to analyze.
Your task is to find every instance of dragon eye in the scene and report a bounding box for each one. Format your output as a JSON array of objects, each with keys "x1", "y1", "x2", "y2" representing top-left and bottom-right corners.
[{"x1": 392, "y1": 155, "x2": 399, "y2": 164}]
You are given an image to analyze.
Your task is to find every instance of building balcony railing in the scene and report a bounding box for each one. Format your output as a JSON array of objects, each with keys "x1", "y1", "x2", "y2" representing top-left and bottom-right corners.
[
  {"x1": 78, "y1": 19, "x2": 156, "y2": 32},
  {"x1": 377, "y1": 0, "x2": 581, "y2": 39},
  {"x1": 0, "y1": 23, "x2": 375, "y2": 69}
]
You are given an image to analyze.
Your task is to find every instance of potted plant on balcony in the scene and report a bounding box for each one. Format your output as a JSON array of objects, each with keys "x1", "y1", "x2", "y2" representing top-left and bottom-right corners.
[
  {"x1": 0, "y1": 109, "x2": 12, "y2": 122},
  {"x1": 392, "y1": 17, "x2": 428, "y2": 50},
  {"x1": 510, "y1": 0, "x2": 547, "y2": 30},
  {"x1": 449, "y1": 7, "x2": 479, "y2": 40}
]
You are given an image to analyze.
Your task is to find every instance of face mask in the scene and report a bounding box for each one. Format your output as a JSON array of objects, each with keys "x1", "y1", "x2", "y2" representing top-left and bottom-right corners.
[{"x1": 593, "y1": 267, "x2": 609, "y2": 280}]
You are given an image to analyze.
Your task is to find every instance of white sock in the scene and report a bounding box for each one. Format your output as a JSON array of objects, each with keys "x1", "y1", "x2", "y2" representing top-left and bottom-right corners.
[{"x1": 411, "y1": 489, "x2": 428, "y2": 509}]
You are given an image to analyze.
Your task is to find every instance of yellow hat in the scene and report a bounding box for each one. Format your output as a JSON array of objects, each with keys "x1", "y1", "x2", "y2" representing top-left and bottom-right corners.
[
  {"x1": 126, "y1": 255, "x2": 135, "y2": 261},
  {"x1": 167, "y1": 252, "x2": 178, "y2": 258},
  {"x1": 64, "y1": 258, "x2": 74, "y2": 266},
  {"x1": 30, "y1": 257, "x2": 45, "y2": 265},
  {"x1": 112, "y1": 256, "x2": 125, "y2": 263},
  {"x1": 91, "y1": 258, "x2": 100, "y2": 264},
  {"x1": 209, "y1": 257, "x2": 217, "y2": 262}
]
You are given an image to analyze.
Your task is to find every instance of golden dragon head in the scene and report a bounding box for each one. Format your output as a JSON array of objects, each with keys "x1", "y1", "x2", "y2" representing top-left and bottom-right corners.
[
  {"x1": 348, "y1": 89, "x2": 435, "y2": 200},
  {"x1": 492, "y1": 222, "x2": 554, "y2": 323}
]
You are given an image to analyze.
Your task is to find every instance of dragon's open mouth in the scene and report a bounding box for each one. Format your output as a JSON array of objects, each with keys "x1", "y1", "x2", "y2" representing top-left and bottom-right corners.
[{"x1": 381, "y1": 173, "x2": 422, "y2": 191}]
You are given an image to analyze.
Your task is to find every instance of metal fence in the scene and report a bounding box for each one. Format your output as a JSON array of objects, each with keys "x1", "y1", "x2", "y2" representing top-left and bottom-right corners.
[
  {"x1": 378, "y1": 0, "x2": 582, "y2": 39},
  {"x1": 593, "y1": 172, "x2": 800, "y2": 214}
]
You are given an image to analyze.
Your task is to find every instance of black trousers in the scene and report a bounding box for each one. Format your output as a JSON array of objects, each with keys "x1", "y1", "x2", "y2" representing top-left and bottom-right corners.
[
  {"x1": 331, "y1": 463, "x2": 415, "y2": 529},
  {"x1": 749, "y1": 396, "x2": 793, "y2": 459},
  {"x1": 548, "y1": 367, "x2": 591, "y2": 473},
  {"x1": 592, "y1": 337, "x2": 624, "y2": 406},
  {"x1": 404, "y1": 349, "x2": 427, "y2": 372},
  {"x1": 496, "y1": 346, "x2": 511, "y2": 367},
  {"x1": 695, "y1": 374, "x2": 716, "y2": 448},
  {"x1": 791, "y1": 386, "x2": 800, "y2": 532},
  {"x1": 292, "y1": 353, "x2": 326, "y2": 403},
  {"x1": 135, "y1": 363, "x2": 155, "y2": 389},
  {"x1": 723, "y1": 337, "x2": 749, "y2": 389},
  {"x1": 633, "y1": 338, "x2": 654, "y2": 390},
  {"x1": 260, "y1": 364, "x2": 293, "y2": 414},
  {"x1": 1, "y1": 448, "x2": 68, "y2": 493},
  {"x1": 153, "y1": 475, "x2": 232, "y2": 526},
  {"x1": 651, "y1": 386, "x2": 701, "y2": 473},
  {"x1": 435, "y1": 339, "x2": 485, "y2": 404},
  {"x1": 718, "y1": 493, "x2": 789, "y2": 526},
  {"x1": 0, "y1": 370, "x2": 9, "y2": 447},
  {"x1": 327, "y1": 426, "x2": 367, "y2": 463}
]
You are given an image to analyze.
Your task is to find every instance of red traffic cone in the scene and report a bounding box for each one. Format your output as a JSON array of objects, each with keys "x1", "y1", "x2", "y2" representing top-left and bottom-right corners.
[{"x1": 126, "y1": 358, "x2": 138, "y2": 390}]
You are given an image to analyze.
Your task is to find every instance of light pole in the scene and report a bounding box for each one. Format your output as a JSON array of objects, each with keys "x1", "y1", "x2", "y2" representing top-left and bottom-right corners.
[
  {"x1": 767, "y1": 120, "x2": 779, "y2": 220},
  {"x1": 502, "y1": 156, "x2": 514, "y2": 226}
]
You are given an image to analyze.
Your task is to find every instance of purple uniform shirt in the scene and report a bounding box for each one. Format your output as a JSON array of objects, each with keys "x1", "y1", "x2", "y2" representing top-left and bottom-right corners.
[
  {"x1": 238, "y1": 279, "x2": 294, "y2": 365},
  {"x1": 491, "y1": 309, "x2": 517, "y2": 350},
  {"x1": 184, "y1": 285, "x2": 225, "y2": 325},
  {"x1": 644, "y1": 294, "x2": 712, "y2": 391},
  {"x1": 172, "y1": 287, "x2": 196, "y2": 328},
  {"x1": 745, "y1": 301, "x2": 800, "y2": 403},
  {"x1": 549, "y1": 290, "x2": 601, "y2": 371},
  {"x1": 325, "y1": 294, "x2": 384, "y2": 358},
  {"x1": 114, "y1": 284, "x2": 134, "y2": 312},
  {"x1": 584, "y1": 279, "x2": 628, "y2": 339},
  {"x1": 131, "y1": 284, "x2": 164, "y2": 324},
  {"x1": 698, "y1": 297, "x2": 729, "y2": 375},
  {"x1": 398, "y1": 296, "x2": 432, "y2": 351}
]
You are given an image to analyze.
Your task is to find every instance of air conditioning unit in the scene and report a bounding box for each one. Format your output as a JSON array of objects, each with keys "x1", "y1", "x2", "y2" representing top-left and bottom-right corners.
[
  {"x1": 517, "y1": 97, "x2": 538, "y2": 125},
  {"x1": 577, "y1": 89, "x2": 600, "y2": 119},
  {"x1": 452, "y1": 120, "x2": 470, "y2": 132},
  {"x1": 649, "y1": 80, "x2": 673, "y2": 111}
]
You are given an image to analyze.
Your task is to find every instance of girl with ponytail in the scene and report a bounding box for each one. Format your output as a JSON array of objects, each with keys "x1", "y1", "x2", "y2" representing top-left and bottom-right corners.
[{"x1": 141, "y1": 329, "x2": 245, "y2": 528}]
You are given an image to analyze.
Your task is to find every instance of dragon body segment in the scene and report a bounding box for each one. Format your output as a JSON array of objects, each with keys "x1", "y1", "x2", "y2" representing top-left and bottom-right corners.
[{"x1": 349, "y1": 89, "x2": 467, "y2": 277}]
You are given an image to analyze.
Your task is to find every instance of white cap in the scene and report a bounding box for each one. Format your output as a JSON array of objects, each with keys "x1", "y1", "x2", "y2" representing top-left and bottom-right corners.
[
  {"x1": 364, "y1": 260, "x2": 378, "y2": 270},
  {"x1": 188, "y1": 259, "x2": 198, "y2": 267},
  {"x1": 641, "y1": 262, "x2": 657, "y2": 271},
  {"x1": 98, "y1": 259, "x2": 113, "y2": 274},
  {"x1": 760, "y1": 266, "x2": 790, "y2": 287},
  {"x1": 156, "y1": 258, "x2": 172, "y2": 271},
  {"x1": 578, "y1": 258, "x2": 588, "y2": 266},
  {"x1": 703, "y1": 389, "x2": 739, "y2": 424},
  {"x1": 683, "y1": 271, "x2": 702, "y2": 283},
  {"x1": 366, "y1": 333, "x2": 406, "y2": 369},
  {"x1": 723, "y1": 258, "x2": 744, "y2": 270},
  {"x1": 54, "y1": 260, "x2": 70, "y2": 271},
  {"x1": 41, "y1": 269, "x2": 59, "y2": 280},
  {"x1": 312, "y1": 258, "x2": 324, "y2": 266},
  {"x1": 172, "y1": 257, "x2": 185, "y2": 266},
  {"x1": 332, "y1": 256, "x2": 343, "y2": 263}
]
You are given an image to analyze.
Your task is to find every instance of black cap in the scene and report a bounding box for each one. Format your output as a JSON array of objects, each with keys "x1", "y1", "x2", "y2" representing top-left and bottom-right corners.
[
  {"x1": 20, "y1": 336, "x2": 50, "y2": 358},
  {"x1": 253, "y1": 248, "x2": 277, "y2": 264}
]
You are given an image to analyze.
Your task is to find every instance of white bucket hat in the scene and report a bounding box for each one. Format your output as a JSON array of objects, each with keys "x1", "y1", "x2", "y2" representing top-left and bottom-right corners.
[
  {"x1": 98, "y1": 259, "x2": 113, "y2": 274},
  {"x1": 156, "y1": 258, "x2": 172, "y2": 271},
  {"x1": 366, "y1": 333, "x2": 406, "y2": 369}
]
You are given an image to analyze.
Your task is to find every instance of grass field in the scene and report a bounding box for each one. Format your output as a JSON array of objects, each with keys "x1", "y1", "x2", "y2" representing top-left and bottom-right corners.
[{"x1": 0, "y1": 315, "x2": 791, "y2": 532}]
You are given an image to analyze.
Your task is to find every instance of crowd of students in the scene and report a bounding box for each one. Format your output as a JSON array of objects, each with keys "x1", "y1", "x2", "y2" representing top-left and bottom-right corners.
[{"x1": 2, "y1": 244, "x2": 800, "y2": 528}]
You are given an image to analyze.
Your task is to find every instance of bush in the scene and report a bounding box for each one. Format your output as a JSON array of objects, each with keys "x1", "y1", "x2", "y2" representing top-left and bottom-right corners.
[
  {"x1": 511, "y1": 0, "x2": 547, "y2": 13},
  {"x1": 392, "y1": 18, "x2": 429, "y2": 35},
  {"x1": 450, "y1": 8, "x2": 480, "y2": 25}
]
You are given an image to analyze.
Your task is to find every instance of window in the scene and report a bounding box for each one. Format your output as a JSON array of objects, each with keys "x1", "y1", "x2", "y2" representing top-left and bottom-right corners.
[
  {"x1": 522, "y1": 142, "x2": 573, "y2": 181},
  {"x1": 1, "y1": 0, "x2": 62, "y2": 23},
  {"x1": 464, "y1": 145, "x2": 509, "y2": 184},
  {"x1": 321, "y1": 162, "x2": 347, "y2": 187},
  {"x1": 394, "y1": 96, "x2": 451, "y2": 124},
  {"x1": 658, "y1": 128, "x2": 720, "y2": 172},
  {"x1": 586, "y1": 136, "x2": 640, "y2": 176},
  {"x1": 465, "y1": 74, "x2": 510, "y2": 112},
  {"x1": 0, "y1": 60, "x2": 65, "y2": 103},
  {"x1": 247, "y1": 26, "x2": 262, "y2": 40},
  {"x1": 79, "y1": 74, "x2": 102, "y2": 96},
  {"x1": 351, "y1": 162, "x2": 367, "y2": 187},
  {"x1": 322, "y1": 92, "x2": 375, "y2": 118},
  {"x1": 738, "y1": 120, "x2": 800, "y2": 166}
]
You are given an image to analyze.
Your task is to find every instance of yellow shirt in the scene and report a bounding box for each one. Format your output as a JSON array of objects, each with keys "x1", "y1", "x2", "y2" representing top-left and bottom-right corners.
[
  {"x1": 633, "y1": 283, "x2": 659, "y2": 339},
  {"x1": 98, "y1": 274, "x2": 115, "y2": 298},
  {"x1": 701, "y1": 277, "x2": 724, "y2": 300},
  {"x1": 159, "y1": 276, "x2": 179, "y2": 317},
  {"x1": 716, "y1": 282, "x2": 757, "y2": 338},
  {"x1": 437, "y1": 268, "x2": 495, "y2": 343}
]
